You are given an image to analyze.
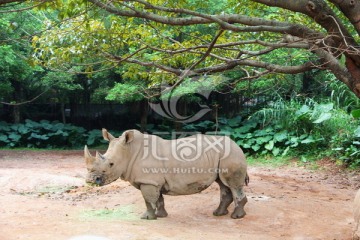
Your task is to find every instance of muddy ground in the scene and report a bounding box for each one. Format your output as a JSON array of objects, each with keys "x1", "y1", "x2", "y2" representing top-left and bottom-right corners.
[{"x1": 0, "y1": 150, "x2": 359, "y2": 240}]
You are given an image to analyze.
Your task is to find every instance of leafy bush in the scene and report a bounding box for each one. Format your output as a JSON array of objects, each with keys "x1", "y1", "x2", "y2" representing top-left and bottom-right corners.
[
  {"x1": 218, "y1": 116, "x2": 320, "y2": 156},
  {"x1": 331, "y1": 131, "x2": 360, "y2": 168},
  {"x1": 140, "y1": 97, "x2": 360, "y2": 167},
  {"x1": 0, "y1": 120, "x2": 105, "y2": 148},
  {"x1": 330, "y1": 111, "x2": 360, "y2": 167}
]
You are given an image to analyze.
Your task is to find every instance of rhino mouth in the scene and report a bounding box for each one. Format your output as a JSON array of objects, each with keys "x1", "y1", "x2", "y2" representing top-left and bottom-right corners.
[
  {"x1": 95, "y1": 176, "x2": 104, "y2": 186},
  {"x1": 86, "y1": 175, "x2": 105, "y2": 186}
]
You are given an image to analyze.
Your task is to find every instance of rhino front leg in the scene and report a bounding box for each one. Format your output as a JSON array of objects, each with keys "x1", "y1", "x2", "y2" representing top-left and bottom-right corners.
[
  {"x1": 230, "y1": 187, "x2": 247, "y2": 219},
  {"x1": 140, "y1": 184, "x2": 160, "y2": 220},
  {"x1": 155, "y1": 194, "x2": 168, "y2": 218}
]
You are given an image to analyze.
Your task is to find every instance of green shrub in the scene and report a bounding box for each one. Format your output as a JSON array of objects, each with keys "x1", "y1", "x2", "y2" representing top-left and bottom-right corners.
[
  {"x1": 328, "y1": 110, "x2": 360, "y2": 167},
  {"x1": 0, "y1": 120, "x2": 105, "y2": 149},
  {"x1": 150, "y1": 97, "x2": 360, "y2": 167},
  {"x1": 218, "y1": 116, "x2": 320, "y2": 156}
]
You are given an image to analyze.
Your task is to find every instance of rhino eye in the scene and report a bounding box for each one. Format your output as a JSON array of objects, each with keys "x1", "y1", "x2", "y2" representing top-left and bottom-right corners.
[{"x1": 109, "y1": 163, "x2": 114, "y2": 168}]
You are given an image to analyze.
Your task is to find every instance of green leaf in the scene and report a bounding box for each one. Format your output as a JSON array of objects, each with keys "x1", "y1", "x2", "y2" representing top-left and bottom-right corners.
[
  {"x1": 236, "y1": 139, "x2": 244, "y2": 146},
  {"x1": 264, "y1": 140, "x2": 274, "y2": 150},
  {"x1": 352, "y1": 109, "x2": 360, "y2": 119},
  {"x1": 104, "y1": 16, "x2": 112, "y2": 30},
  {"x1": 299, "y1": 134, "x2": 308, "y2": 140},
  {"x1": 301, "y1": 136, "x2": 316, "y2": 144},
  {"x1": 272, "y1": 147, "x2": 280, "y2": 156},
  {"x1": 316, "y1": 103, "x2": 333, "y2": 113},
  {"x1": 289, "y1": 137, "x2": 299, "y2": 147},
  {"x1": 0, "y1": 122, "x2": 10, "y2": 131},
  {"x1": 0, "y1": 135, "x2": 9, "y2": 143},
  {"x1": 245, "y1": 133, "x2": 253, "y2": 139},
  {"x1": 235, "y1": 125, "x2": 253, "y2": 134},
  {"x1": 8, "y1": 133, "x2": 21, "y2": 141},
  {"x1": 282, "y1": 146, "x2": 290, "y2": 156},
  {"x1": 339, "y1": 54, "x2": 346, "y2": 67},
  {"x1": 255, "y1": 135, "x2": 272, "y2": 144},
  {"x1": 18, "y1": 125, "x2": 29, "y2": 134},
  {"x1": 251, "y1": 144, "x2": 261, "y2": 152},
  {"x1": 296, "y1": 105, "x2": 310, "y2": 116},
  {"x1": 53, "y1": 130, "x2": 68, "y2": 137},
  {"x1": 313, "y1": 112, "x2": 332, "y2": 123},
  {"x1": 274, "y1": 131, "x2": 287, "y2": 142},
  {"x1": 227, "y1": 116, "x2": 242, "y2": 127},
  {"x1": 29, "y1": 133, "x2": 49, "y2": 140}
]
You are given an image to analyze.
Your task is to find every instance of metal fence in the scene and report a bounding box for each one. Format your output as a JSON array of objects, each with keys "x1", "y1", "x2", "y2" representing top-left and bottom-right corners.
[{"x1": 0, "y1": 95, "x2": 271, "y2": 130}]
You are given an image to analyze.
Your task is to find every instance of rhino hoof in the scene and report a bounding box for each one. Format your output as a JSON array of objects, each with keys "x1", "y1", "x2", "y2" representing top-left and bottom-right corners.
[
  {"x1": 141, "y1": 211, "x2": 157, "y2": 220},
  {"x1": 213, "y1": 209, "x2": 229, "y2": 216},
  {"x1": 230, "y1": 210, "x2": 246, "y2": 219},
  {"x1": 155, "y1": 210, "x2": 168, "y2": 218}
]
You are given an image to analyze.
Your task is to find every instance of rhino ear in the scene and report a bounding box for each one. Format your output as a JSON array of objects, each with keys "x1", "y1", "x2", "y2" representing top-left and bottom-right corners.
[
  {"x1": 102, "y1": 128, "x2": 115, "y2": 141},
  {"x1": 84, "y1": 145, "x2": 95, "y2": 165},
  {"x1": 96, "y1": 151, "x2": 106, "y2": 161},
  {"x1": 124, "y1": 130, "x2": 134, "y2": 144}
]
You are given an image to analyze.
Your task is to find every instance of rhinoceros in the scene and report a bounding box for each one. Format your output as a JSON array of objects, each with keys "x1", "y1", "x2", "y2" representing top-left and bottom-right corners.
[{"x1": 84, "y1": 129, "x2": 249, "y2": 220}]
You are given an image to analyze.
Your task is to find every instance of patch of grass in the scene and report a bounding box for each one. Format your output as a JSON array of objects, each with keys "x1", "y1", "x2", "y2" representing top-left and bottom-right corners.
[
  {"x1": 0, "y1": 147, "x2": 48, "y2": 151},
  {"x1": 247, "y1": 154, "x2": 334, "y2": 171},
  {"x1": 37, "y1": 185, "x2": 76, "y2": 194},
  {"x1": 80, "y1": 205, "x2": 138, "y2": 221},
  {"x1": 11, "y1": 185, "x2": 75, "y2": 196},
  {"x1": 246, "y1": 155, "x2": 292, "y2": 167}
]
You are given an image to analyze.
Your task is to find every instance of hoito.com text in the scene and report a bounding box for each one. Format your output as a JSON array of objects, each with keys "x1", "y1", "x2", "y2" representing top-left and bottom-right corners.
[{"x1": 142, "y1": 167, "x2": 229, "y2": 174}]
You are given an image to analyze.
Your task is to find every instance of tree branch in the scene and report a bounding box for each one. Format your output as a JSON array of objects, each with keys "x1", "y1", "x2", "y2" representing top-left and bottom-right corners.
[
  {"x1": 0, "y1": 0, "x2": 49, "y2": 13},
  {"x1": 88, "y1": 0, "x2": 323, "y2": 39},
  {"x1": 253, "y1": 0, "x2": 360, "y2": 60},
  {"x1": 327, "y1": 0, "x2": 360, "y2": 36},
  {"x1": 170, "y1": 29, "x2": 225, "y2": 90},
  {"x1": 0, "y1": 89, "x2": 50, "y2": 106},
  {"x1": 0, "y1": 0, "x2": 25, "y2": 5},
  {"x1": 112, "y1": 55, "x2": 315, "y2": 78},
  {"x1": 144, "y1": 38, "x2": 309, "y2": 56}
]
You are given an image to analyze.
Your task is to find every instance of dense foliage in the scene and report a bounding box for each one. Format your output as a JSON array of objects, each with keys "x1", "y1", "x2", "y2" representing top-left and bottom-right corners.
[
  {"x1": 143, "y1": 90, "x2": 360, "y2": 167},
  {"x1": 0, "y1": 120, "x2": 106, "y2": 148},
  {"x1": 29, "y1": 0, "x2": 360, "y2": 98}
]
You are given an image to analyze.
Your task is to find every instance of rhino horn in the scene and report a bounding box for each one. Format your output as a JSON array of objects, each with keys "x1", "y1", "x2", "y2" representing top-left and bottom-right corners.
[
  {"x1": 102, "y1": 128, "x2": 115, "y2": 141},
  {"x1": 84, "y1": 145, "x2": 95, "y2": 165}
]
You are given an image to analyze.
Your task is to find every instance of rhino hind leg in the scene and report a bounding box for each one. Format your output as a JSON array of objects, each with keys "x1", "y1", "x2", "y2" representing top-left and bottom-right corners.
[
  {"x1": 213, "y1": 179, "x2": 233, "y2": 216},
  {"x1": 140, "y1": 184, "x2": 160, "y2": 220},
  {"x1": 155, "y1": 194, "x2": 168, "y2": 218},
  {"x1": 230, "y1": 187, "x2": 247, "y2": 219}
]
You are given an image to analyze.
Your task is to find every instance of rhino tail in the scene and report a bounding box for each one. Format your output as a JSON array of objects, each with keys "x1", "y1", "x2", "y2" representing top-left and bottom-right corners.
[{"x1": 245, "y1": 172, "x2": 250, "y2": 186}]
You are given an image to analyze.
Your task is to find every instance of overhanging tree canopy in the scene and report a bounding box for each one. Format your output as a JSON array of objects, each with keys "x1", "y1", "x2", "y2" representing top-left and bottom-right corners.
[{"x1": 3, "y1": 0, "x2": 360, "y2": 98}]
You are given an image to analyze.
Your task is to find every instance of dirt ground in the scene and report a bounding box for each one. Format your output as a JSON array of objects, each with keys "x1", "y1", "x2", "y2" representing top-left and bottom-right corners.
[{"x1": 0, "y1": 150, "x2": 359, "y2": 240}]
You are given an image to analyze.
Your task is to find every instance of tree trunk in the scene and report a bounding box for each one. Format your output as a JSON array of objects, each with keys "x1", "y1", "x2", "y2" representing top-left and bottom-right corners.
[
  {"x1": 174, "y1": 99, "x2": 186, "y2": 132},
  {"x1": 345, "y1": 57, "x2": 360, "y2": 97},
  {"x1": 11, "y1": 81, "x2": 22, "y2": 123},
  {"x1": 61, "y1": 103, "x2": 66, "y2": 124},
  {"x1": 140, "y1": 99, "x2": 148, "y2": 132},
  {"x1": 13, "y1": 105, "x2": 20, "y2": 124}
]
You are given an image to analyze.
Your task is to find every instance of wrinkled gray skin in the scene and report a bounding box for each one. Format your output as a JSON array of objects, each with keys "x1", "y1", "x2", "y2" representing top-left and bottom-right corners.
[{"x1": 85, "y1": 129, "x2": 249, "y2": 220}]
